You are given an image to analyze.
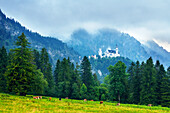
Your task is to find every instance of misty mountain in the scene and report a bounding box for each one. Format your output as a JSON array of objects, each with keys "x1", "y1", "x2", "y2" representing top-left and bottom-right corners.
[
  {"x1": 142, "y1": 41, "x2": 170, "y2": 67},
  {"x1": 67, "y1": 29, "x2": 170, "y2": 68},
  {"x1": 0, "y1": 9, "x2": 79, "y2": 67}
]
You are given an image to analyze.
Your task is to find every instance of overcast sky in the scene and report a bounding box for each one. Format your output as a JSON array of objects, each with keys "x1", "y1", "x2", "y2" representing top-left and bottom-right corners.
[{"x1": 0, "y1": 0, "x2": 170, "y2": 51}]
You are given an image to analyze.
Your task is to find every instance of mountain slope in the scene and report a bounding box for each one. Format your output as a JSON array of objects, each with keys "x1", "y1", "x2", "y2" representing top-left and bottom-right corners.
[
  {"x1": 0, "y1": 9, "x2": 79, "y2": 66},
  {"x1": 67, "y1": 28, "x2": 170, "y2": 68},
  {"x1": 142, "y1": 41, "x2": 170, "y2": 67}
]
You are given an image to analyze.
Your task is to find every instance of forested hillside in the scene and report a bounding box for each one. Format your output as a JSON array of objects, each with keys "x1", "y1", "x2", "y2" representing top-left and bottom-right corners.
[
  {"x1": 0, "y1": 9, "x2": 79, "y2": 67},
  {"x1": 90, "y1": 57, "x2": 132, "y2": 82},
  {"x1": 67, "y1": 29, "x2": 170, "y2": 68}
]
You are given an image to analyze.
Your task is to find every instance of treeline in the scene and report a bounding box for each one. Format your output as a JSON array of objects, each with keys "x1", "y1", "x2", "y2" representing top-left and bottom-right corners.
[{"x1": 0, "y1": 33, "x2": 169, "y2": 107}]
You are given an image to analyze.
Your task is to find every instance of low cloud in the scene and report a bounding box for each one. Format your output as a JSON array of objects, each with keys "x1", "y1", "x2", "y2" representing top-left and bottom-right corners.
[{"x1": 0, "y1": 0, "x2": 170, "y2": 51}]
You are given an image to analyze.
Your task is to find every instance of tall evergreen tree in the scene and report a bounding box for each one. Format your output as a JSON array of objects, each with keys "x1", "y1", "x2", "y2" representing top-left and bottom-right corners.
[
  {"x1": 107, "y1": 61, "x2": 127, "y2": 103},
  {"x1": 0, "y1": 46, "x2": 8, "y2": 92},
  {"x1": 127, "y1": 62, "x2": 135, "y2": 103},
  {"x1": 81, "y1": 56, "x2": 94, "y2": 89},
  {"x1": 56, "y1": 58, "x2": 72, "y2": 97},
  {"x1": 33, "y1": 49, "x2": 41, "y2": 69},
  {"x1": 80, "y1": 83, "x2": 87, "y2": 99},
  {"x1": 140, "y1": 57, "x2": 157, "y2": 105},
  {"x1": 5, "y1": 33, "x2": 36, "y2": 96},
  {"x1": 133, "y1": 61, "x2": 141, "y2": 104},
  {"x1": 40, "y1": 48, "x2": 55, "y2": 95},
  {"x1": 160, "y1": 66, "x2": 170, "y2": 107},
  {"x1": 155, "y1": 63, "x2": 165, "y2": 105},
  {"x1": 54, "y1": 59, "x2": 61, "y2": 86}
]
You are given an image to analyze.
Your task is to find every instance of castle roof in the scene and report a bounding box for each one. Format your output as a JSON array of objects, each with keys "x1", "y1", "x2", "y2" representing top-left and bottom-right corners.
[{"x1": 108, "y1": 50, "x2": 116, "y2": 53}]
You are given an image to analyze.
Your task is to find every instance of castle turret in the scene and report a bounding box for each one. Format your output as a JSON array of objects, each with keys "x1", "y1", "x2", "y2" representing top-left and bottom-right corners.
[{"x1": 98, "y1": 48, "x2": 103, "y2": 58}]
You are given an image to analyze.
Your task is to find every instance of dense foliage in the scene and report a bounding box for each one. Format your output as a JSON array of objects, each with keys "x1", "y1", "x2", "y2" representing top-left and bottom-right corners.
[
  {"x1": 90, "y1": 56, "x2": 132, "y2": 82},
  {"x1": 0, "y1": 33, "x2": 169, "y2": 107}
]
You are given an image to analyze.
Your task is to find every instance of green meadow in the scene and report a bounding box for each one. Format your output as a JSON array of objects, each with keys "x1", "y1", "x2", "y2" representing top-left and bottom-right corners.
[{"x1": 0, "y1": 93, "x2": 169, "y2": 113}]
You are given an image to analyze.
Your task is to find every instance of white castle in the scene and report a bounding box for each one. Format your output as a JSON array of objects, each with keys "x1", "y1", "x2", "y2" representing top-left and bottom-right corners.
[{"x1": 89, "y1": 46, "x2": 120, "y2": 59}]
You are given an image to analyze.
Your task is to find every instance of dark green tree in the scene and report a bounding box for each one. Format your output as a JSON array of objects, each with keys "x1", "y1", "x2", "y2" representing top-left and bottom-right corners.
[
  {"x1": 80, "y1": 83, "x2": 87, "y2": 99},
  {"x1": 40, "y1": 48, "x2": 55, "y2": 95},
  {"x1": 160, "y1": 66, "x2": 170, "y2": 107},
  {"x1": 33, "y1": 49, "x2": 41, "y2": 69},
  {"x1": 5, "y1": 33, "x2": 36, "y2": 96},
  {"x1": 0, "y1": 46, "x2": 8, "y2": 92},
  {"x1": 71, "y1": 83, "x2": 80, "y2": 99},
  {"x1": 133, "y1": 61, "x2": 141, "y2": 104},
  {"x1": 29, "y1": 69, "x2": 48, "y2": 95},
  {"x1": 127, "y1": 62, "x2": 135, "y2": 103},
  {"x1": 81, "y1": 56, "x2": 94, "y2": 90},
  {"x1": 140, "y1": 57, "x2": 157, "y2": 105},
  {"x1": 107, "y1": 61, "x2": 127, "y2": 103},
  {"x1": 54, "y1": 59, "x2": 61, "y2": 86}
]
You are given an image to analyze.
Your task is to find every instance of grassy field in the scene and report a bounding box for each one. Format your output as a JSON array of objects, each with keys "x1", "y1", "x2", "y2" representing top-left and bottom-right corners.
[{"x1": 0, "y1": 93, "x2": 169, "y2": 113}]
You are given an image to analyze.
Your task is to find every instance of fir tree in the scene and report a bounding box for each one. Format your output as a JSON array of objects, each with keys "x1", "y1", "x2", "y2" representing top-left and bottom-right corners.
[
  {"x1": 71, "y1": 83, "x2": 80, "y2": 99},
  {"x1": 80, "y1": 83, "x2": 87, "y2": 99},
  {"x1": 160, "y1": 66, "x2": 170, "y2": 107},
  {"x1": 81, "y1": 56, "x2": 94, "y2": 90},
  {"x1": 140, "y1": 57, "x2": 157, "y2": 105},
  {"x1": 5, "y1": 33, "x2": 36, "y2": 96},
  {"x1": 127, "y1": 62, "x2": 135, "y2": 103},
  {"x1": 54, "y1": 59, "x2": 61, "y2": 86},
  {"x1": 108, "y1": 61, "x2": 127, "y2": 103},
  {"x1": 133, "y1": 61, "x2": 141, "y2": 104},
  {"x1": 0, "y1": 46, "x2": 8, "y2": 92},
  {"x1": 33, "y1": 49, "x2": 41, "y2": 69},
  {"x1": 40, "y1": 48, "x2": 55, "y2": 95}
]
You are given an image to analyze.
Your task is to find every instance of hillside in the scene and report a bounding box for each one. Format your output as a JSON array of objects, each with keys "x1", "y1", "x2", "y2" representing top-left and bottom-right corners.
[
  {"x1": 0, "y1": 93, "x2": 169, "y2": 113},
  {"x1": 67, "y1": 29, "x2": 170, "y2": 68},
  {"x1": 90, "y1": 57, "x2": 132, "y2": 82},
  {"x1": 0, "y1": 9, "x2": 79, "y2": 67}
]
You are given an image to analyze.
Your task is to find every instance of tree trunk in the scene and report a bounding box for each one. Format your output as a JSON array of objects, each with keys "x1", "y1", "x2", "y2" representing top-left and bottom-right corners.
[{"x1": 118, "y1": 94, "x2": 120, "y2": 103}]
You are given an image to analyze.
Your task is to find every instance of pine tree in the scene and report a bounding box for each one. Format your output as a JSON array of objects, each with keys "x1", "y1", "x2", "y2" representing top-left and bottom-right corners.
[
  {"x1": 107, "y1": 61, "x2": 127, "y2": 103},
  {"x1": 81, "y1": 56, "x2": 94, "y2": 90},
  {"x1": 5, "y1": 33, "x2": 36, "y2": 96},
  {"x1": 0, "y1": 46, "x2": 8, "y2": 92},
  {"x1": 133, "y1": 61, "x2": 141, "y2": 104},
  {"x1": 80, "y1": 83, "x2": 87, "y2": 99},
  {"x1": 40, "y1": 48, "x2": 55, "y2": 95},
  {"x1": 29, "y1": 69, "x2": 48, "y2": 95},
  {"x1": 56, "y1": 58, "x2": 72, "y2": 97},
  {"x1": 127, "y1": 62, "x2": 135, "y2": 103},
  {"x1": 140, "y1": 57, "x2": 157, "y2": 105},
  {"x1": 33, "y1": 49, "x2": 41, "y2": 69},
  {"x1": 160, "y1": 66, "x2": 170, "y2": 107},
  {"x1": 155, "y1": 64, "x2": 165, "y2": 105},
  {"x1": 71, "y1": 83, "x2": 80, "y2": 99},
  {"x1": 54, "y1": 59, "x2": 61, "y2": 86}
]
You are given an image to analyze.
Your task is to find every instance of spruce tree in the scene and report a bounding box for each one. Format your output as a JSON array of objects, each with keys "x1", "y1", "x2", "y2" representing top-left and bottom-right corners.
[
  {"x1": 107, "y1": 61, "x2": 127, "y2": 103},
  {"x1": 140, "y1": 57, "x2": 157, "y2": 105},
  {"x1": 54, "y1": 59, "x2": 61, "y2": 86},
  {"x1": 133, "y1": 61, "x2": 141, "y2": 104},
  {"x1": 40, "y1": 48, "x2": 55, "y2": 95},
  {"x1": 81, "y1": 56, "x2": 94, "y2": 90},
  {"x1": 71, "y1": 83, "x2": 80, "y2": 99},
  {"x1": 33, "y1": 49, "x2": 41, "y2": 69},
  {"x1": 0, "y1": 46, "x2": 8, "y2": 92},
  {"x1": 160, "y1": 66, "x2": 170, "y2": 107},
  {"x1": 127, "y1": 62, "x2": 135, "y2": 103},
  {"x1": 5, "y1": 33, "x2": 36, "y2": 96},
  {"x1": 80, "y1": 83, "x2": 87, "y2": 99}
]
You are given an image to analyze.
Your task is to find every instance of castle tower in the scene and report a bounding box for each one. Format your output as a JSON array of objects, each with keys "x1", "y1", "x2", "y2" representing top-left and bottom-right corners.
[
  {"x1": 98, "y1": 48, "x2": 102, "y2": 58},
  {"x1": 116, "y1": 44, "x2": 118, "y2": 55}
]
